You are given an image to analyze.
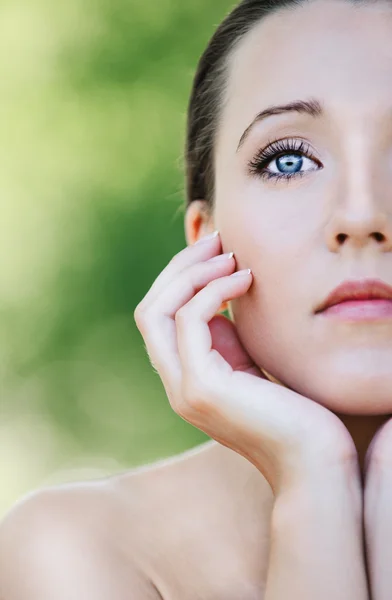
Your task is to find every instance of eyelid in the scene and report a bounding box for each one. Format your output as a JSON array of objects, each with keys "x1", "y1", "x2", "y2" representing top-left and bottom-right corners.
[
  {"x1": 249, "y1": 136, "x2": 319, "y2": 166},
  {"x1": 261, "y1": 135, "x2": 318, "y2": 156},
  {"x1": 246, "y1": 136, "x2": 323, "y2": 181}
]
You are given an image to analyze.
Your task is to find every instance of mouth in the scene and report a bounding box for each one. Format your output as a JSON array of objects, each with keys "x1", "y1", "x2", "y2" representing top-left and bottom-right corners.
[{"x1": 315, "y1": 279, "x2": 392, "y2": 322}]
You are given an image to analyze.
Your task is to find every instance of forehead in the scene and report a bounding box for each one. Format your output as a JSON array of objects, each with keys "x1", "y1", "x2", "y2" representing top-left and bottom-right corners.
[{"x1": 219, "y1": 0, "x2": 392, "y2": 145}]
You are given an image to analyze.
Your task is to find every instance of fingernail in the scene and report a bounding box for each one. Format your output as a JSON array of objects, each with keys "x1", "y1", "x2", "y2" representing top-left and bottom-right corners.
[
  {"x1": 209, "y1": 252, "x2": 234, "y2": 262},
  {"x1": 194, "y1": 230, "x2": 220, "y2": 244},
  {"x1": 231, "y1": 269, "x2": 252, "y2": 277}
]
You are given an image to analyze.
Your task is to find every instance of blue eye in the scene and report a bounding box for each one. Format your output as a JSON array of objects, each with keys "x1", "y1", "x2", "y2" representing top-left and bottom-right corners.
[
  {"x1": 247, "y1": 138, "x2": 322, "y2": 182},
  {"x1": 276, "y1": 154, "x2": 303, "y2": 174}
]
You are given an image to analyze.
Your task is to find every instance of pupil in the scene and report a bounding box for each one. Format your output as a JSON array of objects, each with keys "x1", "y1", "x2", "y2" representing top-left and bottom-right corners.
[{"x1": 277, "y1": 153, "x2": 303, "y2": 174}]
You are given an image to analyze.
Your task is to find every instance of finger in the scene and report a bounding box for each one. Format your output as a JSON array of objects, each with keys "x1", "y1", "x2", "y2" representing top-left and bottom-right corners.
[
  {"x1": 209, "y1": 314, "x2": 264, "y2": 377},
  {"x1": 160, "y1": 254, "x2": 236, "y2": 318},
  {"x1": 137, "y1": 255, "x2": 236, "y2": 387},
  {"x1": 175, "y1": 270, "x2": 253, "y2": 378},
  {"x1": 137, "y1": 233, "x2": 222, "y2": 308}
]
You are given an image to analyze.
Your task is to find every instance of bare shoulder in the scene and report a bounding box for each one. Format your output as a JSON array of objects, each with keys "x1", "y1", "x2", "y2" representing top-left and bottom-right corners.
[
  {"x1": 0, "y1": 480, "x2": 162, "y2": 599},
  {"x1": 0, "y1": 442, "x2": 273, "y2": 599},
  {"x1": 110, "y1": 441, "x2": 274, "y2": 599},
  {"x1": 0, "y1": 478, "x2": 125, "y2": 555}
]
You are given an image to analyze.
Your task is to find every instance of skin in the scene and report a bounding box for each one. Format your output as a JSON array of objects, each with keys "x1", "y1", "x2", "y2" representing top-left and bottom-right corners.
[
  {"x1": 1, "y1": 0, "x2": 392, "y2": 597},
  {"x1": 186, "y1": 0, "x2": 392, "y2": 595},
  {"x1": 186, "y1": 0, "x2": 392, "y2": 471},
  {"x1": 361, "y1": 420, "x2": 392, "y2": 598}
]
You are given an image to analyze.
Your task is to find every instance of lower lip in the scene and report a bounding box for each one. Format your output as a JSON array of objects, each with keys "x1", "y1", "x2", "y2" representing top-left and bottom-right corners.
[{"x1": 318, "y1": 299, "x2": 392, "y2": 321}]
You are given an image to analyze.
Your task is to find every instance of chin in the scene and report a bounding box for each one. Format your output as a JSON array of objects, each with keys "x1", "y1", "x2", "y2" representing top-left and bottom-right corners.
[{"x1": 278, "y1": 360, "x2": 392, "y2": 416}]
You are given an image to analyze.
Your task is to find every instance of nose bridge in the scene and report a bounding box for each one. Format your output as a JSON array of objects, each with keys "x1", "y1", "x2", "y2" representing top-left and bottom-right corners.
[
  {"x1": 325, "y1": 128, "x2": 392, "y2": 250},
  {"x1": 342, "y1": 128, "x2": 376, "y2": 206}
]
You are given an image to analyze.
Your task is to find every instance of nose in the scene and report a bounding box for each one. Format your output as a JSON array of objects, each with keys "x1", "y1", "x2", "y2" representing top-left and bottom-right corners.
[{"x1": 325, "y1": 180, "x2": 392, "y2": 253}]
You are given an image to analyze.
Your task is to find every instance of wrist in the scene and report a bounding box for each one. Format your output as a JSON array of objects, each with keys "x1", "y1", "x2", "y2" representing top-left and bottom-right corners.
[
  {"x1": 273, "y1": 450, "x2": 361, "y2": 498},
  {"x1": 273, "y1": 467, "x2": 363, "y2": 529}
]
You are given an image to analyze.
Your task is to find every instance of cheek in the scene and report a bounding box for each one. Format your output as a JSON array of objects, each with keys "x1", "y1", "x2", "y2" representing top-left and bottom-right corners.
[
  {"x1": 229, "y1": 248, "x2": 308, "y2": 376},
  {"x1": 220, "y1": 185, "x2": 317, "y2": 273},
  {"x1": 225, "y1": 218, "x2": 316, "y2": 399},
  {"x1": 223, "y1": 209, "x2": 311, "y2": 367}
]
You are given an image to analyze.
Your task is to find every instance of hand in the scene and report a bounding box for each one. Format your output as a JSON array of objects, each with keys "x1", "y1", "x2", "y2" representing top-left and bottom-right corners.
[
  {"x1": 363, "y1": 418, "x2": 392, "y2": 599},
  {"x1": 134, "y1": 232, "x2": 358, "y2": 495},
  {"x1": 364, "y1": 418, "x2": 392, "y2": 479}
]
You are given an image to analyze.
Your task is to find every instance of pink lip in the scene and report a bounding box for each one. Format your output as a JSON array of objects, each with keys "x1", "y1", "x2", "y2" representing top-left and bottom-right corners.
[
  {"x1": 320, "y1": 299, "x2": 392, "y2": 321},
  {"x1": 315, "y1": 278, "x2": 392, "y2": 322}
]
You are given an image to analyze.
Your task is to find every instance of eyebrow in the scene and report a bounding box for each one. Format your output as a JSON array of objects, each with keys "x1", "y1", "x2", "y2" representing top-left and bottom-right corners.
[{"x1": 236, "y1": 98, "x2": 324, "y2": 152}]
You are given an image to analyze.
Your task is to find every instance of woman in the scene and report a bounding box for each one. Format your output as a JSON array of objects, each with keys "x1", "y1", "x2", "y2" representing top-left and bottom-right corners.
[{"x1": 1, "y1": 0, "x2": 392, "y2": 597}]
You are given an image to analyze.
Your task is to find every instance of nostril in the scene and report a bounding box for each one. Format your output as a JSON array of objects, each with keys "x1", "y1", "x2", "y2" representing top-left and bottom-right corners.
[
  {"x1": 336, "y1": 233, "x2": 347, "y2": 244},
  {"x1": 336, "y1": 232, "x2": 385, "y2": 244},
  {"x1": 372, "y1": 232, "x2": 385, "y2": 242}
]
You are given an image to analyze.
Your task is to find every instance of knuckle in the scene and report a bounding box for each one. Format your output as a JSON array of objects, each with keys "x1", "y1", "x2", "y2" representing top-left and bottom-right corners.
[
  {"x1": 169, "y1": 249, "x2": 184, "y2": 265},
  {"x1": 206, "y1": 278, "x2": 220, "y2": 291},
  {"x1": 175, "y1": 307, "x2": 189, "y2": 323},
  {"x1": 134, "y1": 304, "x2": 147, "y2": 328},
  {"x1": 133, "y1": 303, "x2": 144, "y2": 322},
  {"x1": 134, "y1": 304, "x2": 155, "y2": 332}
]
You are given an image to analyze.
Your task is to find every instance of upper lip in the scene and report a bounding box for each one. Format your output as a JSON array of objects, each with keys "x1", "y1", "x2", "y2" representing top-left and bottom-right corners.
[{"x1": 315, "y1": 278, "x2": 392, "y2": 313}]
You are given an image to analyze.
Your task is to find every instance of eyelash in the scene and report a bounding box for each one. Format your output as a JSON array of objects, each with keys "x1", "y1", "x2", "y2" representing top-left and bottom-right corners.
[{"x1": 247, "y1": 138, "x2": 321, "y2": 183}]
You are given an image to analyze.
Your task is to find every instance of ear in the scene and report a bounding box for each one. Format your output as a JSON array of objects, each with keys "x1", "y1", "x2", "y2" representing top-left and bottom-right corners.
[
  {"x1": 184, "y1": 200, "x2": 229, "y2": 316},
  {"x1": 184, "y1": 200, "x2": 214, "y2": 246}
]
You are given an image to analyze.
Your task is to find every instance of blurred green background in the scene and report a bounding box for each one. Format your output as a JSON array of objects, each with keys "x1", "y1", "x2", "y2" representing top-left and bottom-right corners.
[{"x1": 1, "y1": 0, "x2": 235, "y2": 516}]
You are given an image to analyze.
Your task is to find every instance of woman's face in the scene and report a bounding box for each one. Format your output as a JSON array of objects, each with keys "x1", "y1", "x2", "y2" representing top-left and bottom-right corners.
[{"x1": 212, "y1": 0, "x2": 392, "y2": 414}]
